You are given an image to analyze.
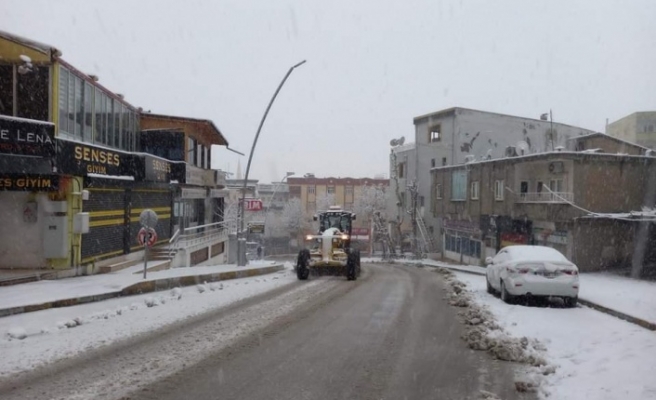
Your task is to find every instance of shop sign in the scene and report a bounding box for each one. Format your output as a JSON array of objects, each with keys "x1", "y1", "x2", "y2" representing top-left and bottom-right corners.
[
  {"x1": 57, "y1": 140, "x2": 129, "y2": 176},
  {"x1": 0, "y1": 173, "x2": 59, "y2": 191},
  {"x1": 144, "y1": 155, "x2": 171, "y2": 183},
  {"x1": 500, "y1": 232, "x2": 528, "y2": 248},
  {"x1": 534, "y1": 227, "x2": 568, "y2": 245},
  {"x1": 0, "y1": 116, "x2": 55, "y2": 157},
  {"x1": 244, "y1": 198, "x2": 263, "y2": 211},
  {"x1": 249, "y1": 223, "x2": 265, "y2": 234},
  {"x1": 185, "y1": 165, "x2": 205, "y2": 186}
]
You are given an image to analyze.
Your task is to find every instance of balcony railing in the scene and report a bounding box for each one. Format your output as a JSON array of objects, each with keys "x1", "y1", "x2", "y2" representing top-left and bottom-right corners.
[{"x1": 516, "y1": 192, "x2": 573, "y2": 203}]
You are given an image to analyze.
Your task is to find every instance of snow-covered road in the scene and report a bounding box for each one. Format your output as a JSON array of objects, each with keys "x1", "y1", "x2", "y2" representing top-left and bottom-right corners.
[
  {"x1": 0, "y1": 264, "x2": 296, "y2": 378},
  {"x1": 453, "y1": 271, "x2": 656, "y2": 400}
]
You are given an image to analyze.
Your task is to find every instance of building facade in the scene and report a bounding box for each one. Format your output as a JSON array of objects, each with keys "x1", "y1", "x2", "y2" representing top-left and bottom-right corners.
[
  {"x1": 405, "y1": 107, "x2": 598, "y2": 254},
  {"x1": 606, "y1": 111, "x2": 656, "y2": 150},
  {"x1": 431, "y1": 143, "x2": 656, "y2": 271},
  {"x1": 288, "y1": 175, "x2": 389, "y2": 251},
  {"x1": 0, "y1": 29, "x2": 229, "y2": 271}
]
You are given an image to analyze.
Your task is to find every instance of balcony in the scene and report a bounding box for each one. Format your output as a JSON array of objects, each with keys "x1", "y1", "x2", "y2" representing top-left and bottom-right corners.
[{"x1": 516, "y1": 192, "x2": 573, "y2": 203}]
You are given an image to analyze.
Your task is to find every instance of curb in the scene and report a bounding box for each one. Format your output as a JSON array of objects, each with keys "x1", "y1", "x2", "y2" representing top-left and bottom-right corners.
[
  {"x1": 407, "y1": 262, "x2": 656, "y2": 332},
  {"x1": 0, "y1": 264, "x2": 285, "y2": 318},
  {"x1": 577, "y1": 298, "x2": 656, "y2": 331}
]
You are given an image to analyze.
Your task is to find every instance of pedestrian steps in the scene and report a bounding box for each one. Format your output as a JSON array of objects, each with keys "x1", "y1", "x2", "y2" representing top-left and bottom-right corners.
[{"x1": 99, "y1": 246, "x2": 173, "y2": 274}]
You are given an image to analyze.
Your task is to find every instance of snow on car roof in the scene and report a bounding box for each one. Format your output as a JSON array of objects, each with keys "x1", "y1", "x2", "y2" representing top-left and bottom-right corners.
[{"x1": 504, "y1": 245, "x2": 569, "y2": 262}]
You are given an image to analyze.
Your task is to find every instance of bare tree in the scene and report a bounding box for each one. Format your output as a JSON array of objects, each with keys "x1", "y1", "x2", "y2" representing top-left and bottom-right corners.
[
  {"x1": 280, "y1": 197, "x2": 306, "y2": 234},
  {"x1": 316, "y1": 193, "x2": 336, "y2": 211},
  {"x1": 354, "y1": 185, "x2": 388, "y2": 221}
]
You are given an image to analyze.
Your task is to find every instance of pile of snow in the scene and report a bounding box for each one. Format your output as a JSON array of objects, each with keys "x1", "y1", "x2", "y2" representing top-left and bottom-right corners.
[
  {"x1": 6, "y1": 327, "x2": 27, "y2": 340},
  {"x1": 437, "y1": 267, "x2": 552, "y2": 394}
]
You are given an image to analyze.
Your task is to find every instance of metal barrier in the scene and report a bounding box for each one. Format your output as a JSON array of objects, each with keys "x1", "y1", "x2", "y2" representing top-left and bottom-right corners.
[{"x1": 168, "y1": 220, "x2": 235, "y2": 258}]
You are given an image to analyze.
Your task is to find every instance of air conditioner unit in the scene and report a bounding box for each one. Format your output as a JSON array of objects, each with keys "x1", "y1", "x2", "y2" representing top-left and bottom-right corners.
[{"x1": 548, "y1": 161, "x2": 564, "y2": 174}]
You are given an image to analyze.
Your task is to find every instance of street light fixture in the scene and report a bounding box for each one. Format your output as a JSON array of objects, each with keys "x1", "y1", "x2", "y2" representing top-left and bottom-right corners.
[{"x1": 237, "y1": 60, "x2": 307, "y2": 266}]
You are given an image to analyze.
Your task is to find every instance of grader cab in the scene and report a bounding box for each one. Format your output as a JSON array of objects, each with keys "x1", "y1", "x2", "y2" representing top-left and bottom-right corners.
[{"x1": 296, "y1": 206, "x2": 361, "y2": 281}]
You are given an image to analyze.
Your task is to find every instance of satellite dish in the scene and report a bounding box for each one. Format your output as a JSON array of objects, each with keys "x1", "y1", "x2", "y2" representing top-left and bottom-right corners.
[
  {"x1": 390, "y1": 139, "x2": 399, "y2": 146},
  {"x1": 515, "y1": 141, "x2": 530, "y2": 155},
  {"x1": 398, "y1": 136, "x2": 405, "y2": 145}
]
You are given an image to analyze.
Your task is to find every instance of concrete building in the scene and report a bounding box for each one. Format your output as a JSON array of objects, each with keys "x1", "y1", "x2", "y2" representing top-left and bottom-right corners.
[
  {"x1": 431, "y1": 137, "x2": 656, "y2": 272},
  {"x1": 606, "y1": 111, "x2": 656, "y2": 150},
  {"x1": 0, "y1": 29, "x2": 230, "y2": 275},
  {"x1": 288, "y1": 175, "x2": 389, "y2": 251},
  {"x1": 395, "y1": 107, "x2": 598, "y2": 254}
]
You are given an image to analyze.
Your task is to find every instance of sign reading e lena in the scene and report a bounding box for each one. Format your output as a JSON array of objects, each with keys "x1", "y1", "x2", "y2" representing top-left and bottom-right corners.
[
  {"x1": 0, "y1": 116, "x2": 55, "y2": 157},
  {"x1": 0, "y1": 174, "x2": 59, "y2": 191},
  {"x1": 57, "y1": 140, "x2": 126, "y2": 176}
]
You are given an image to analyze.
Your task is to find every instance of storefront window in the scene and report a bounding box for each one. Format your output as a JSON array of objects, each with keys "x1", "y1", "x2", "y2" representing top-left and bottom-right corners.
[
  {"x1": 83, "y1": 82, "x2": 93, "y2": 141},
  {"x1": 58, "y1": 67, "x2": 69, "y2": 133},
  {"x1": 17, "y1": 65, "x2": 48, "y2": 121},
  {"x1": 95, "y1": 88, "x2": 104, "y2": 143},
  {"x1": 0, "y1": 65, "x2": 13, "y2": 116}
]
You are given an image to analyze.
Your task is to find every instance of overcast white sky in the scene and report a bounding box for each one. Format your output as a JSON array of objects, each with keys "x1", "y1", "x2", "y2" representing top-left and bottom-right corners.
[{"x1": 2, "y1": 0, "x2": 655, "y2": 182}]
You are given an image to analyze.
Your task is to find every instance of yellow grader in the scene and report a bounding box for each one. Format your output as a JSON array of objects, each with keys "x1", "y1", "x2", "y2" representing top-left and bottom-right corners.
[{"x1": 296, "y1": 206, "x2": 361, "y2": 281}]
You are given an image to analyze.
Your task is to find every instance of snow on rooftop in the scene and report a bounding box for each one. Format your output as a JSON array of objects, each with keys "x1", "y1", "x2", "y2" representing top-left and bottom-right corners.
[
  {"x1": 582, "y1": 207, "x2": 656, "y2": 221},
  {"x1": 0, "y1": 114, "x2": 55, "y2": 125},
  {"x1": 430, "y1": 150, "x2": 654, "y2": 171},
  {"x1": 88, "y1": 173, "x2": 135, "y2": 181}
]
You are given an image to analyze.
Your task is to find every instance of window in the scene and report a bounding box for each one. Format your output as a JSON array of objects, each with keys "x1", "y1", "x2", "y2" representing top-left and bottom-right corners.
[
  {"x1": 0, "y1": 65, "x2": 13, "y2": 116},
  {"x1": 17, "y1": 65, "x2": 48, "y2": 121},
  {"x1": 419, "y1": 195, "x2": 425, "y2": 207},
  {"x1": 442, "y1": 157, "x2": 447, "y2": 166},
  {"x1": 436, "y1": 184, "x2": 443, "y2": 199},
  {"x1": 431, "y1": 158, "x2": 436, "y2": 168},
  {"x1": 520, "y1": 181, "x2": 529, "y2": 194},
  {"x1": 327, "y1": 186, "x2": 335, "y2": 194},
  {"x1": 471, "y1": 181, "x2": 479, "y2": 200},
  {"x1": 451, "y1": 170, "x2": 467, "y2": 200},
  {"x1": 58, "y1": 67, "x2": 69, "y2": 133},
  {"x1": 83, "y1": 83, "x2": 94, "y2": 142},
  {"x1": 400, "y1": 192, "x2": 406, "y2": 206},
  {"x1": 187, "y1": 137, "x2": 196, "y2": 164},
  {"x1": 345, "y1": 186, "x2": 354, "y2": 195},
  {"x1": 429, "y1": 124, "x2": 442, "y2": 142},
  {"x1": 495, "y1": 180, "x2": 504, "y2": 200},
  {"x1": 550, "y1": 179, "x2": 563, "y2": 193},
  {"x1": 537, "y1": 181, "x2": 544, "y2": 193},
  {"x1": 307, "y1": 186, "x2": 316, "y2": 194},
  {"x1": 398, "y1": 162, "x2": 405, "y2": 178}
]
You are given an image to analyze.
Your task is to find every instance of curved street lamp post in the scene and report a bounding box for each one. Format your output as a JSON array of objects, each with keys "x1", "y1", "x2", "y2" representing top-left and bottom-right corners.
[{"x1": 238, "y1": 60, "x2": 307, "y2": 266}]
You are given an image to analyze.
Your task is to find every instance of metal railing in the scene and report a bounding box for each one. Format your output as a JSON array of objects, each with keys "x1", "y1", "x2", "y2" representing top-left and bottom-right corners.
[
  {"x1": 169, "y1": 220, "x2": 234, "y2": 257},
  {"x1": 516, "y1": 192, "x2": 574, "y2": 203}
]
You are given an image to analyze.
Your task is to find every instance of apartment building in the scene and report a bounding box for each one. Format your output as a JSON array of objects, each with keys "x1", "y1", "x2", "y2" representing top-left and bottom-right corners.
[
  {"x1": 288, "y1": 175, "x2": 389, "y2": 246},
  {"x1": 606, "y1": 111, "x2": 656, "y2": 150},
  {"x1": 404, "y1": 107, "x2": 598, "y2": 253},
  {"x1": 431, "y1": 135, "x2": 656, "y2": 271}
]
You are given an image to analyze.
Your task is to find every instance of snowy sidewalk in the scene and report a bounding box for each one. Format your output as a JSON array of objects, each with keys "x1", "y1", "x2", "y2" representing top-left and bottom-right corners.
[
  {"x1": 393, "y1": 258, "x2": 656, "y2": 330},
  {"x1": 0, "y1": 261, "x2": 284, "y2": 318}
]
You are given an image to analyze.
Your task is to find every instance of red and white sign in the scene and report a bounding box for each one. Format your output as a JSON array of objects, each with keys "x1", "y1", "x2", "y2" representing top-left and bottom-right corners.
[
  {"x1": 137, "y1": 227, "x2": 158, "y2": 247},
  {"x1": 244, "y1": 198, "x2": 263, "y2": 212}
]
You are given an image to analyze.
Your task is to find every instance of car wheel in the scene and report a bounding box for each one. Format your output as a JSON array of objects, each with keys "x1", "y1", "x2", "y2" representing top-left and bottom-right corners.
[
  {"x1": 486, "y1": 277, "x2": 494, "y2": 294},
  {"x1": 564, "y1": 296, "x2": 578, "y2": 308},
  {"x1": 500, "y1": 280, "x2": 513, "y2": 304}
]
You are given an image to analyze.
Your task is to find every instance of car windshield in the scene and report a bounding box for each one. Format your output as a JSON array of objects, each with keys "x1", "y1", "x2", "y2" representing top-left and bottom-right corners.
[{"x1": 1, "y1": 2, "x2": 653, "y2": 400}]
